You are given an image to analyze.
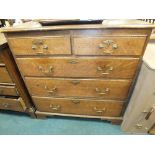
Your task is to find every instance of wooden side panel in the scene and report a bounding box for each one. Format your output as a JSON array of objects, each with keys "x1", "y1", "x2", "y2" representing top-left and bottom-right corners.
[
  {"x1": 25, "y1": 77, "x2": 132, "y2": 100},
  {"x1": 33, "y1": 97, "x2": 124, "y2": 117},
  {"x1": 16, "y1": 57, "x2": 139, "y2": 79}
]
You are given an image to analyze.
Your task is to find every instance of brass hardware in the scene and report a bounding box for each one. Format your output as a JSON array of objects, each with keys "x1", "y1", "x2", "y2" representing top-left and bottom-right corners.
[
  {"x1": 43, "y1": 45, "x2": 48, "y2": 50},
  {"x1": 93, "y1": 107, "x2": 106, "y2": 113},
  {"x1": 95, "y1": 88, "x2": 110, "y2": 95},
  {"x1": 98, "y1": 40, "x2": 118, "y2": 54},
  {"x1": 38, "y1": 66, "x2": 54, "y2": 74},
  {"x1": 136, "y1": 123, "x2": 143, "y2": 129},
  {"x1": 97, "y1": 66, "x2": 113, "y2": 75},
  {"x1": 145, "y1": 104, "x2": 155, "y2": 120},
  {"x1": 68, "y1": 59, "x2": 78, "y2": 64},
  {"x1": 2, "y1": 103, "x2": 9, "y2": 108},
  {"x1": 112, "y1": 44, "x2": 118, "y2": 49},
  {"x1": 32, "y1": 45, "x2": 37, "y2": 50},
  {"x1": 71, "y1": 80, "x2": 80, "y2": 85},
  {"x1": 98, "y1": 43, "x2": 106, "y2": 49},
  {"x1": 47, "y1": 87, "x2": 57, "y2": 95},
  {"x1": 72, "y1": 100, "x2": 80, "y2": 104},
  {"x1": 50, "y1": 104, "x2": 61, "y2": 111}
]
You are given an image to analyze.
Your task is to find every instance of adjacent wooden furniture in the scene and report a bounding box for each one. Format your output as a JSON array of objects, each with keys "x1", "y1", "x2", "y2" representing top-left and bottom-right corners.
[
  {"x1": 0, "y1": 33, "x2": 35, "y2": 117},
  {"x1": 121, "y1": 34, "x2": 155, "y2": 134},
  {"x1": 1, "y1": 20, "x2": 154, "y2": 122}
]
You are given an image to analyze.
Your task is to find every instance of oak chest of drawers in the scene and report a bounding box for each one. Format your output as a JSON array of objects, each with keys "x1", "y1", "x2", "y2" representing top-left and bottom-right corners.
[{"x1": 2, "y1": 20, "x2": 153, "y2": 122}]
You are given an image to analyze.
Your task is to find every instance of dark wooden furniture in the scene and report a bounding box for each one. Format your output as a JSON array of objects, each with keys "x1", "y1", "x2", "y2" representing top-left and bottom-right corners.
[
  {"x1": 1, "y1": 20, "x2": 154, "y2": 122},
  {"x1": 0, "y1": 33, "x2": 35, "y2": 117}
]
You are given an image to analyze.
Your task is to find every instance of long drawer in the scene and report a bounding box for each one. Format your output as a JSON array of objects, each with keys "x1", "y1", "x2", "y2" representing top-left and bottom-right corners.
[
  {"x1": 0, "y1": 66, "x2": 13, "y2": 83},
  {"x1": 8, "y1": 36, "x2": 71, "y2": 55},
  {"x1": 25, "y1": 77, "x2": 131, "y2": 100},
  {"x1": 0, "y1": 85, "x2": 18, "y2": 96},
  {"x1": 0, "y1": 97, "x2": 24, "y2": 112},
  {"x1": 16, "y1": 57, "x2": 139, "y2": 79},
  {"x1": 33, "y1": 97, "x2": 124, "y2": 117},
  {"x1": 73, "y1": 36, "x2": 146, "y2": 56}
]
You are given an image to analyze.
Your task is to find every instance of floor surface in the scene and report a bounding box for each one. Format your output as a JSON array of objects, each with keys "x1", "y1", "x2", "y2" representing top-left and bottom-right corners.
[{"x1": 0, "y1": 111, "x2": 125, "y2": 135}]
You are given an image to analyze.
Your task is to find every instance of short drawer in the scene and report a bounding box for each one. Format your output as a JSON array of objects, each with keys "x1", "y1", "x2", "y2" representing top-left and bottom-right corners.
[
  {"x1": 0, "y1": 66, "x2": 13, "y2": 83},
  {"x1": 17, "y1": 57, "x2": 139, "y2": 79},
  {"x1": 0, "y1": 85, "x2": 18, "y2": 96},
  {"x1": 25, "y1": 77, "x2": 132, "y2": 100},
  {"x1": 73, "y1": 36, "x2": 146, "y2": 56},
  {"x1": 8, "y1": 36, "x2": 71, "y2": 55},
  {"x1": 33, "y1": 97, "x2": 123, "y2": 117},
  {"x1": 0, "y1": 97, "x2": 25, "y2": 112}
]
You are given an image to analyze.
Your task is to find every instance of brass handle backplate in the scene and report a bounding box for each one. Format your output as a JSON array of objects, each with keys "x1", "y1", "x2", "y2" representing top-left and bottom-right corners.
[
  {"x1": 97, "y1": 65, "x2": 113, "y2": 75},
  {"x1": 95, "y1": 88, "x2": 110, "y2": 95},
  {"x1": 32, "y1": 39, "x2": 48, "y2": 53},
  {"x1": 93, "y1": 107, "x2": 106, "y2": 113},
  {"x1": 45, "y1": 86, "x2": 57, "y2": 95},
  {"x1": 50, "y1": 104, "x2": 61, "y2": 111},
  {"x1": 38, "y1": 66, "x2": 54, "y2": 74},
  {"x1": 98, "y1": 40, "x2": 118, "y2": 54}
]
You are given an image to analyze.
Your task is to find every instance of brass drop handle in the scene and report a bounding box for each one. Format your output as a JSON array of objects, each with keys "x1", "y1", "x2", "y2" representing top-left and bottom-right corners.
[
  {"x1": 112, "y1": 44, "x2": 118, "y2": 49},
  {"x1": 43, "y1": 45, "x2": 48, "y2": 50},
  {"x1": 2, "y1": 103, "x2": 9, "y2": 108},
  {"x1": 93, "y1": 107, "x2": 106, "y2": 113},
  {"x1": 97, "y1": 66, "x2": 113, "y2": 75},
  {"x1": 72, "y1": 100, "x2": 80, "y2": 104},
  {"x1": 98, "y1": 40, "x2": 118, "y2": 54},
  {"x1": 47, "y1": 87, "x2": 57, "y2": 95},
  {"x1": 98, "y1": 43, "x2": 106, "y2": 49},
  {"x1": 50, "y1": 104, "x2": 61, "y2": 111},
  {"x1": 38, "y1": 66, "x2": 54, "y2": 74},
  {"x1": 95, "y1": 88, "x2": 110, "y2": 95},
  {"x1": 145, "y1": 104, "x2": 155, "y2": 120}
]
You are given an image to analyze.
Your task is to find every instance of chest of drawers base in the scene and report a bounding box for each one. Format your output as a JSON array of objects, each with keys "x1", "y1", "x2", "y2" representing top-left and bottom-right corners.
[{"x1": 3, "y1": 24, "x2": 153, "y2": 122}]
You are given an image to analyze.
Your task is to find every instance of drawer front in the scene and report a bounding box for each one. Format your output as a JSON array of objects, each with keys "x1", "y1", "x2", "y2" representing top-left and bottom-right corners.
[
  {"x1": 0, "y1": 97, "x2": 24, "y2": 112},
  {"x1": 25, "y1": 78, "x2": 131, "y2": 100},
  {"x1": 33, "y1": 97, "x2": 123, "y2": 117},
  {"x1": 8, "y1": 36, "x2": 71, "y2": 55},
  {"x1": 0, "y1": 85, "x2": 18, "y2": 96},
  {"x1": 17, "y1": 57, "x2": 139, "y2": 79},
  {"x1": 73, "y1": 36, "x2": 146, "y2": 56},
  {"x1": 0, "y1": 67, "x2": 13, "y2": 83}
]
